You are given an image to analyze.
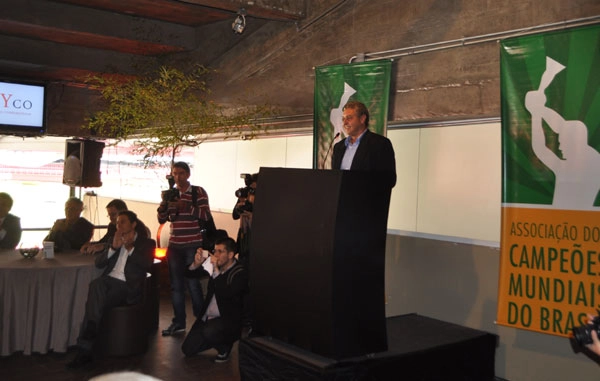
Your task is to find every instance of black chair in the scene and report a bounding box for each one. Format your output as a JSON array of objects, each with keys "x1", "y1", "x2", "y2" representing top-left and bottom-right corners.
[{"x1": 95, "y1": 273, "x2": 157, "y2": 356}]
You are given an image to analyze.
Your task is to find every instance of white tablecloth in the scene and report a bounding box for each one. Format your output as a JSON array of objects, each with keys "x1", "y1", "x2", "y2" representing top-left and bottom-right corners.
[{"x1": 0, "y1": 249, "x2": 102, "y2": 356}]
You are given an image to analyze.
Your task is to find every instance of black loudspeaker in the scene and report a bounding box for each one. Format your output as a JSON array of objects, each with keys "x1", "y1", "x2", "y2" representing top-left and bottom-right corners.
[
  {"x1": 250, "y1": 167, "x2": 392, "y2": 359},
  {"x1": 63, "y1": 138, "x2": 105, "y2": 188}
]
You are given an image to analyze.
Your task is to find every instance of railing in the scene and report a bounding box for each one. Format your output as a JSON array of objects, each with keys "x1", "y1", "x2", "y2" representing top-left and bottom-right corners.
[
  {"x1": 19, "y1": 225, "x2": 109, "y2": 248},
  {"x1": 21, "y1": 225, "x2": 109, "y2": 232}
]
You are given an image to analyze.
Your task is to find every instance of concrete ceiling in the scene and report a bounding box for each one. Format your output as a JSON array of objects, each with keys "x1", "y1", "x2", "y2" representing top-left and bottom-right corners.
[{"x1": 0, "y1": 0, "x2": 305, "y2": 86}]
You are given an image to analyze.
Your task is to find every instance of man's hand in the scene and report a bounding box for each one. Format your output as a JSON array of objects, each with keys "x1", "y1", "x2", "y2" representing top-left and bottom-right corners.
[
  {"x1": 111, "y1": 230, "x2": 135, "y2": 250},
  {"x1": 80, "y1": 242, "x2": 104, "y2": 254},
  {"x1": 167, "y1": 199, "x2": 189, "y2": 212},
  {"x1": 587, "y1": 330, "x2": 600, "y2": 356},
  {"x1": 111, "y1": 233, "x2": 122, "y2": 250},
  {"x1": 121, "y1": 230, "x2": 136, "y2": 250},
  {"x1": 585, "y1": 314, "x2": 600, "y2": 356},
  {"x1": 193, "y1": 248, "x2": 210, "y2": 267}
]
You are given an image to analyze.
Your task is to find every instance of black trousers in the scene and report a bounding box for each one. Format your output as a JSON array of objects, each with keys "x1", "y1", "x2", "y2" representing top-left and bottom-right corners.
[
  {"x1": 181, "y1": 317, "x2": 235, "y2": 357},
  {"x1": 77, "y1": 275, "x2": 128, "y2": 350}
]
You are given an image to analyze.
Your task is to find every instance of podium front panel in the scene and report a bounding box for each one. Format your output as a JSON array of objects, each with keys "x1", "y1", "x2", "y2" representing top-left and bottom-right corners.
[{"x1": 250, "y1": 167, "x2": 391, "y2": 359}]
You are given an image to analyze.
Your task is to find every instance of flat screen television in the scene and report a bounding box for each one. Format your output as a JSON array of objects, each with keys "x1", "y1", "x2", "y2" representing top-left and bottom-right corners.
[{"x1": 0, "y1": 80, "x2": 47, "y2": 136}]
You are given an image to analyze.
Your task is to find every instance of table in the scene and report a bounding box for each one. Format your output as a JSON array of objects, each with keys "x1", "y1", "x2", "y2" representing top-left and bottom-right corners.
[{"x1": 0, "y1": 249, "x2": 102, "y2": 356}]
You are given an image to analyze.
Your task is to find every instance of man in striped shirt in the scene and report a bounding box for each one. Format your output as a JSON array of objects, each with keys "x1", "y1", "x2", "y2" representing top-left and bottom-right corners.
[{"x1": 158, "y1": 162, "x2": 212, "y2": 336}]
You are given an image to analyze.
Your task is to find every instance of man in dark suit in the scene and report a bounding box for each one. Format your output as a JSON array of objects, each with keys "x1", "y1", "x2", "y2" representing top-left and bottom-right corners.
[
  {"x1": 181, "y1": 236, "x2": 249, "y2": 363},
  {"x1": 0, "y1": 192, "x2": 22, "y2": 249},
  {"x1": 67, "y1": 210, "x2": 155, "y2": 369},
  {"x1": 45, "y1": 197, "x2": 94, "y2": 251},
  {"x1": 332, "y1": 101, "x2": 396, "y2": 188}
]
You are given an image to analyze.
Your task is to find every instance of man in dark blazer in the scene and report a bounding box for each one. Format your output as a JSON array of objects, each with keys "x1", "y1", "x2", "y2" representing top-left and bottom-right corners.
[
  {"x1": 0, "y1": 192, "x2": 22, "y2": 249},
  {"x1": 181, "y1": 236, "x2": 249, "y2": 363},
  {"x1": 332, "y1": 101, "x2": 397, "y2": 188},
  {"x1": 45, "y1": 197, "x2": 94, "y2": 251},
  {"x1": 67, "y1": 210, "x2": 155, "y2": 369}
]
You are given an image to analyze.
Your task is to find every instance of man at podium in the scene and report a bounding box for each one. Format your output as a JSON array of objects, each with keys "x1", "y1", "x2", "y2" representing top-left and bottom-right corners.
[{"x1": 332, "y1": 101, "x2": 396, "y2": 188}]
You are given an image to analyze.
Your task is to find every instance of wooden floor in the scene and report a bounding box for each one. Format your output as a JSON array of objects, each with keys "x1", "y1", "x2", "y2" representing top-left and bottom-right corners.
[{"x1": 0, "y1": 288, "x2": 241, "y2": 381}]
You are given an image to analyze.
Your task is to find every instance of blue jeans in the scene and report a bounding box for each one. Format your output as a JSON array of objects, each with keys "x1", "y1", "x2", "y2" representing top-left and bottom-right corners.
[{"x1": 167, "y1": 245, "x2": 204, "y2": 327}]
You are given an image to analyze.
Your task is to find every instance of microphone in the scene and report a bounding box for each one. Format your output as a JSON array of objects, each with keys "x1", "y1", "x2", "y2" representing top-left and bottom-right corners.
[{"x1": 322, "y1": 132, "x2": 341, "y2": 169}]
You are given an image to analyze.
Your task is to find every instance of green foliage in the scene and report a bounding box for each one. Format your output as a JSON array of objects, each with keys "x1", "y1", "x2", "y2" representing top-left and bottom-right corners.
[{"x1": 84, "y1": 65, "x2": 276, "y2": 163}]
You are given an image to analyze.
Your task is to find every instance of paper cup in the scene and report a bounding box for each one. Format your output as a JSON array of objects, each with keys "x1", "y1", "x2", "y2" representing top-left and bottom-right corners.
[{"x1": 43, "y1": 241, "x2": 55, "y2": 259}]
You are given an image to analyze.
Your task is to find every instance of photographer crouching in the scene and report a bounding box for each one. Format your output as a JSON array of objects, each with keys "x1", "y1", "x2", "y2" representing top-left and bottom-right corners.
[{"x1": 233, "y1": 173, "x2": 257, "y2": 268}]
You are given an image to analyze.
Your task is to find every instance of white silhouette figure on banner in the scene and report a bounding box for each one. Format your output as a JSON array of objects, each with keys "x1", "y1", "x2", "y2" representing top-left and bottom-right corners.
[
  {"x1": 320, "y1": 83, "x2": 356, "y2": 169},
  {"x1": 330, "y1": 83, "x2": 356, "y2": 138},
  {"x1": 525, "y1": 56, "x2": 600, "y2": 210}
]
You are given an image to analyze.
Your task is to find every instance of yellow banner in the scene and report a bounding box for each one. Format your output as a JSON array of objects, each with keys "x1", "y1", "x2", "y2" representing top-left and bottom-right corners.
[
  {"x1": 497, "y1": 206, "x2": 600, "y2": 336},
  {"x1": 499, "y1": 25, "x2": 600, "y2": 337}
]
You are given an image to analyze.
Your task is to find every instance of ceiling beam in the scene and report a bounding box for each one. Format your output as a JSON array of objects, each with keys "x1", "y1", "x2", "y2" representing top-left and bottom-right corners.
[
  {"x1": 178, "y1": 0, "x2": 306, "y2": 21},
  {"x1": 1, "y1": 0, "x2": 197, "y2": 51},
  {"x1": 0, "y1": 20, "x2": 186, "y2": 56},
  {"x1": 52, "y1": 0, "x2": 305, "y2": 25}
]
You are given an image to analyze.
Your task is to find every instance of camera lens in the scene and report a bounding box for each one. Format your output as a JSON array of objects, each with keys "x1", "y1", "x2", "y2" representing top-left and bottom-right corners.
[
  {"x1": 235, "y1": 187, "x2": 249, "y2": 198},
  {"x1": 573, "y1": 325, "x2": 594, "y2": 346}
]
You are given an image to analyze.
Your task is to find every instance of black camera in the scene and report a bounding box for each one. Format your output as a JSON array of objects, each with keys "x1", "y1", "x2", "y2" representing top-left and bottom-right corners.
[
  {"x1": 161, "y1": 175, "x2": 180, "y2": 203},
  {"x1": 235, "y1": 186, "x2": 255, "y2": 198},
  {"x1": 234, "y1": 173, "x2": 257, "y2": 198},
  {"x1": 572, "y1": 311, "x2": 600, "y2": 346}
]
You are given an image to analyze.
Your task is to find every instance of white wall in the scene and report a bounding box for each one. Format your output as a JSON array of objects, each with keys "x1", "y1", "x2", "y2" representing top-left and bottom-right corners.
[
  {"x1": 387, "y1": 124, "x2": 501, "y2": 245},
  {"x1": 191, "y1": 123, "x2": 502, "y2": 246},
  {"x1": 192, "y1": 135, "x2": 314, "y2": 212}
]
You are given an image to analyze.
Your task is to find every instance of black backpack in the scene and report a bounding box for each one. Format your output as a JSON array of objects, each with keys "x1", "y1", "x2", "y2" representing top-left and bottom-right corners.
[{"x1": 191, "y1": 185, "x2": 217, "y2": 251}]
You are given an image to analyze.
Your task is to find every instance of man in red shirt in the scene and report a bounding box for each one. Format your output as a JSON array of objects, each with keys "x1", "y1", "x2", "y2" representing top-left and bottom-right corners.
[{"x1": 158, "y1": 162, "x2": 212, "y2": 336}]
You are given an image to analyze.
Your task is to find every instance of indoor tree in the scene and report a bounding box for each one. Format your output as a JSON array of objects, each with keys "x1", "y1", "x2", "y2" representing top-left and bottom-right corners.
[{"x1": 84, "y1": 64, "x2": 276, "y2": 164}]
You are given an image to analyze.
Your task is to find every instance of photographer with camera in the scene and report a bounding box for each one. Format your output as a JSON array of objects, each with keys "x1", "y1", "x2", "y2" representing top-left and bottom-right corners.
[
  {"x1": 158, "y1": 162, "x2": 212, "y2": 337},
  {"x1": 232, "y1": 173, "x2": 257, "y2": 268},
  {"x1": 573, "y1": 312, "x2": 600, "y2": 357}
]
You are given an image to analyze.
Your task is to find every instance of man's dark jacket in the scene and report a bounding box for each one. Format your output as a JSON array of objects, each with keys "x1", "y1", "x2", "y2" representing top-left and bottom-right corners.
[
  {"x1": 0, "y1": 213, "x2": 22, "y2": 249},
  {"x1": 186, "y1": 261, "x2": 249, "y2": 341},
  {"x1": 94, "y1": 237, "x2": 156, "y2": 304},
  {"x1": 332, "y1": 129, "x2": 397, "y2": 188}
]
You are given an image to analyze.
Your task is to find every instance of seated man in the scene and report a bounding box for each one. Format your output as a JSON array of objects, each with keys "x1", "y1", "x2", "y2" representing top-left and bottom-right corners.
[
  {"x1": 81, "y1": 199, "x2": 152, "y2": 255},
  {"x1": 81, "y1": 199, "x2": 128, "y2": 254},
  {"x1": 67, "y1": 210, "x2": 155, "y2": 369},
  {"x1": 181, "y1": 236, "x2": 249, "y2": 362},
  {"x1": 0, "y1": 192, "x2": 22, "y2": 249},
  {"x1": 45, "y1": 197, "x2": 94, "y2": 251}
]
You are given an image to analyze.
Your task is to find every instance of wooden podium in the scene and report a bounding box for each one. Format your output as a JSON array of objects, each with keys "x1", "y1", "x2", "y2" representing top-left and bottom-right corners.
[{"x1": 249, "y1": 167, "x2": 393, "y2": 359}]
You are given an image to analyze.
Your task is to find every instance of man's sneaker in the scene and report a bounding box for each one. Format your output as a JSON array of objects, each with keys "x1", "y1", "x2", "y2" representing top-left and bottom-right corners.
[
  {"x1": 161, "y1": 323, "x2": 185, "y2": 336},
  {"x1": 214, "y1": 350, "x2": 231, "y2": 363}
]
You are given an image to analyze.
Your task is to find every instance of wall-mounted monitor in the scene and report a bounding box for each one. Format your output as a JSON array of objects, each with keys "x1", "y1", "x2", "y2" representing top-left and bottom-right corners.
[{"x1": 0, "y1": 80, "x2": 46, "y2": 136}]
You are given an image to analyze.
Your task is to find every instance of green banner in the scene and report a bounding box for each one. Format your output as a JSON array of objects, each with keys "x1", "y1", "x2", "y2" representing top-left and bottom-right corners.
[
  {"x1": 313, "y1": 60, "x2": 392, "y2": 169},
  {"x1": 501, "y1": 24, "x2": 600, "y2": 206},
  {"x1": 498, "y1": 24, "x2": 600, "y2": 337}
]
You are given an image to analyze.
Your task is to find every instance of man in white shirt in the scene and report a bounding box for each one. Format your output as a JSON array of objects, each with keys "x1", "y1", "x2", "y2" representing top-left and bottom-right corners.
[
  {"x1": 181, "y1": 237, "x2": 249, "y2": 363},
  {"x1": 67, "y1": 210, "x2": 155, "y2": 369}
]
